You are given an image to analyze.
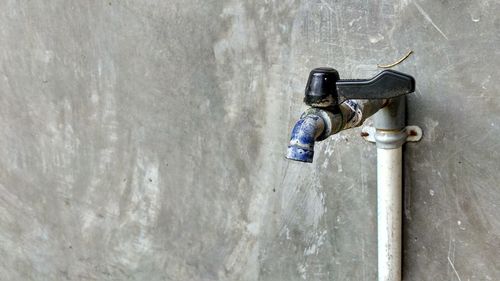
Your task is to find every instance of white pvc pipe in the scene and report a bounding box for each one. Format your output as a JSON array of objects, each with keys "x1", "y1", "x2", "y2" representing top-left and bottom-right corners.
[{"x1": 377, "y1": 147, "x2": 403, "y2": 281}]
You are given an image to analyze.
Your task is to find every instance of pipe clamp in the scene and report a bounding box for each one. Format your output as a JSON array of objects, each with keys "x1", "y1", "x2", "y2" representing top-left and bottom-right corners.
[{"x1": 361, "y1": 125, "x2": 422, "y2": 149}]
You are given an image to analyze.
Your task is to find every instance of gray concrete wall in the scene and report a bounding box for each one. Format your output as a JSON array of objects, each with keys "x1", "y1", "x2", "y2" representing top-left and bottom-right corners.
[{"x1": 0, "y1": 0, "x2": 499, "y2": 280}]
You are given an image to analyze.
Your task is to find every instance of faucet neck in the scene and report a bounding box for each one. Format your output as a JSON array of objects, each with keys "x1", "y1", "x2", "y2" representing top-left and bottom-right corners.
[{"x1": 286, "y1": 99, "x2": 388, "y2": 163}]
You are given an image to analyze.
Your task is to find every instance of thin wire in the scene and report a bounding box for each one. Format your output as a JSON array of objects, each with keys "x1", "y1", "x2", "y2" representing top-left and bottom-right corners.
[{"x1": 377, "y1": 50, "x2": 414, "y2": 68}]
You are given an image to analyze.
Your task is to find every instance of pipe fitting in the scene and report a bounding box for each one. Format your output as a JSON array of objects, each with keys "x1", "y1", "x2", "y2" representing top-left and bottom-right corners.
[
  {"x1": 374, "y1": 129, "x2": 408, "y2": 149},
  {"x1": 301, "y1": 107, "x2": 340, "y2": 140}
]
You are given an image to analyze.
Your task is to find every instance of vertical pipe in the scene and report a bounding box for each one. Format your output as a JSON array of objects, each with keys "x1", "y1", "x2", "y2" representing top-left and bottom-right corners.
[
  {"x1": 377, "y1": 147, "x2": 402, "y2": 281},
  {"x1": 374, "y1": 96, "x2": 406, "y2": 281}
]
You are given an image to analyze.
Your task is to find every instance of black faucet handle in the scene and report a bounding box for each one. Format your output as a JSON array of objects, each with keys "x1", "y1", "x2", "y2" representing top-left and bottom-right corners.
[
  {"x1": 336, "y1": 70, "x2": 415, "y2": 100},
  {"x1": 304, "y1": 68, "x2": 415, "y2": 107}
]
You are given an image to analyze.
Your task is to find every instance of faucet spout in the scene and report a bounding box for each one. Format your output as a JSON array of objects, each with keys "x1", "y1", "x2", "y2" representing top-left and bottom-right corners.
[
  {"x1": 286, "y1": 114, "x2": 325, "y2": 163},
  {"x1": 286, "y1": 99, "x2": 387, "y2": 163}
]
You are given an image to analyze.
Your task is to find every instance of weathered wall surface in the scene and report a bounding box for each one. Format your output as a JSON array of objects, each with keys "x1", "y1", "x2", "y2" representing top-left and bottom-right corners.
[{"x1": 0, "y1": 0, "x2": 499, "y2": 280}]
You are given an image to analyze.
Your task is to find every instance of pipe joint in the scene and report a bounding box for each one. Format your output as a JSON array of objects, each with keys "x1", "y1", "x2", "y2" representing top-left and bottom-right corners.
[
  {"x1": 300, "y1": 107, "x2": 340, "y2": 140},
  {"x1": 374, "y1": 129, "x2": 408, "y2": 149}
]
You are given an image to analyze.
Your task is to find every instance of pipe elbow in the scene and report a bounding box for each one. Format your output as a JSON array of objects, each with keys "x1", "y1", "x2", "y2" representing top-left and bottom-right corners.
[{"x1": 285, "y1": 114, "x2": 325, "y2": 163}]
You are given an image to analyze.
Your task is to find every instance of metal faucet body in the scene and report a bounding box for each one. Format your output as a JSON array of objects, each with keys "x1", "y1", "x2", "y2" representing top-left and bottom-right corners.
[
  {"x1": 286, "y1": 67, "x2": 415, "y2": 163},
  {"x1": 286, "y1": 99, "x2": 386, "y2": 162}
]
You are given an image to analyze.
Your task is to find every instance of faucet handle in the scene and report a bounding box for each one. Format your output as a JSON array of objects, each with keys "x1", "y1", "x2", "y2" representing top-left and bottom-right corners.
[
  {"x1": 304, "y1": 68, "x2": 415, "y2": 107},
  {"x1": 336, "y1": 70, "x2": 415, "y2": 100}
]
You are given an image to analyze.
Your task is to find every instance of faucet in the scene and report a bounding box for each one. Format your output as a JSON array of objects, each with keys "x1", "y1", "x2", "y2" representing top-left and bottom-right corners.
[
  {"x1": 286, "y1": 67, "x2": 415, "y2": 163},
  {"x1": 285, "y1": 66, "x2": 421, "y2": 281}
]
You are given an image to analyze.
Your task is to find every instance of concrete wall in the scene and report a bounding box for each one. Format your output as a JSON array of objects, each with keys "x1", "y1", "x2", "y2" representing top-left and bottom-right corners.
[{"x1": 0, "y1": 0, "x2": 499, "y2": 280}]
